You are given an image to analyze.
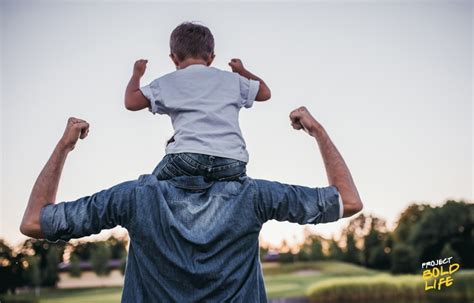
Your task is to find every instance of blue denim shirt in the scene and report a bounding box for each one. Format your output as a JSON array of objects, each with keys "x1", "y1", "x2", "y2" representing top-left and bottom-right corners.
[{"x1": 40, "y1": 175, "x2": 341, "y2": 302}]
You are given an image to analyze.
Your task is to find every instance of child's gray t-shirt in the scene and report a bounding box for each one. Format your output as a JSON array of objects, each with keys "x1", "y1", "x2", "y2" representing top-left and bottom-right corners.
[{"x1": 140, "y1": 64, "x2": 260, "y2": 163}]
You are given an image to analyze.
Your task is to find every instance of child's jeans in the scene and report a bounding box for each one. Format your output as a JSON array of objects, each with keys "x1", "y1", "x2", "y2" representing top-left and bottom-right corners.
[{"x1": 153, "y1": 153, "x2": 247, "y2": 181}]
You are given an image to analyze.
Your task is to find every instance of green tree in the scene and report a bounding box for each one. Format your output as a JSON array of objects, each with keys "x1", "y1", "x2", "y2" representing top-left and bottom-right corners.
[
  {"x1": 344, "y1": 234, "x2": 361, "y2": 264},
  {"x1": 298, "y1": 235, "x2": 325, "y2": 262},
  {"x1": 340, "y1": 213, "x2": 371, "y2": 265},
  {"x1": 440, "y1": 243, "x2": 460, "y2": 265},
  {"x1": 308, "y1": 237, "x2": 324, "y2": 261},
  {"x1": 367, "y1": 245, "x2": 391, "y2": 270},
  {"x1": 42, "y1": 245, "x2": 60, "y2": 286},
  {"x1": 20, "y1": 239, "x2": 64, "y2": 287},
  {"x1": 391, "y1": 244, "x2": 417, "y2": 274},
  {"x1": 72, "y1": 242, "x2": 96, "y2": 261},
  {"x1": 23, "y1": 255, "x2": 41, "y2": 295},
  {"x1": 107, "y1": 236, "x2": 128, "y2": 259},
  {"x1": 327, "y1": 238, "x2": 344, "y2": 261},
  {"x1": 0, "y1": 240, "x2": 25, "y2": 294},
  {"x1": 69, "y1": 253, "x2": 82, "y2": 278},
  {"x1": 409, "y1": 201, "x2": 473, "y2": 268},
  {"x1": 363, "y1": 216, "x2": 390, "y2": 269},
  {"x1": 279, "y1": 252, "x2": 295, "y2": 263},
  {"x1": 393, "y1": 204, "x2": 432, "y2": 244},
  {"x1": 90, "y1": 242, "x2": 111, "y2": 276}
]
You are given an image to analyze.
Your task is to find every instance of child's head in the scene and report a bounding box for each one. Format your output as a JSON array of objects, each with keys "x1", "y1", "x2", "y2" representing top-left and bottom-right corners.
[{"x1": 169, "y1": 22, "x2": 215, "y2": 67}]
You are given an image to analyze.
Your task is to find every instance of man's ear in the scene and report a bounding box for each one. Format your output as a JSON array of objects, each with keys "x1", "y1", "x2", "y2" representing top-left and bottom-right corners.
[
  {"x1": 206, "y1": 53, "x2": 215, "y2": 66},
  {"x1": 169, "y1": 53, "x2": 180, "y2": 69}
]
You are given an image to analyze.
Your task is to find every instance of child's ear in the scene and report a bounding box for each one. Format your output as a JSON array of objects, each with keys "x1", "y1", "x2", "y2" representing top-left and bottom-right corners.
[
  {"x1": 207, "y1": 53, "x2": 215, "y2": 66},
  {"x1": 169, "y1": 53, "x2": 180, "y2": 69}
]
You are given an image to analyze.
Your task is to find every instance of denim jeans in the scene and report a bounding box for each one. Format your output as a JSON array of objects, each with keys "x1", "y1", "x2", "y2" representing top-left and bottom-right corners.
[{"x1": 153, "y1": 153, "x2": 247, "y2": 181}]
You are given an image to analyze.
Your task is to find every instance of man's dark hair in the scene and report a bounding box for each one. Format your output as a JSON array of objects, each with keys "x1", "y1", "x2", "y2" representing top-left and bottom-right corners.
[{"x1": 170, "y1": 22, "x2": 214, "y2": 61}]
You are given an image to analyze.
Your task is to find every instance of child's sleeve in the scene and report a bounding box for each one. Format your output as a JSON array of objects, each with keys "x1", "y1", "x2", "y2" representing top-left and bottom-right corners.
[
  {"x1": 238, "y1": 75, "x2": 260, "y2": 109},
  {"x1": 140, "y1": 80, "x2": 168, "y2": 115}
]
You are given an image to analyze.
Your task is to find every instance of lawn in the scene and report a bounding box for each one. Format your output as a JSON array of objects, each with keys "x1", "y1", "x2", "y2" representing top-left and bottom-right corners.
[
  {"x1": 7, "y1": 263, "x2": 472, "y2": 302},
  {"x1": 0, "y1": 287, "x2": 123, "y2": 303},
  {"x1": 0, "y1": 261, "x2": 380, "y2": 302},
  {"x1": 264, "y1": 261, "x2": 378, "y2": 299}
]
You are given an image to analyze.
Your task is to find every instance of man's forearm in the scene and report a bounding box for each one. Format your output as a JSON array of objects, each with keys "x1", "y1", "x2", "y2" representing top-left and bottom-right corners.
[
  {"x1": 20, "y1": 117, "x2": 89, "y2": 238},
  {"x1": 20, "y1": 142, "x2": 70, "y2": 238},
  {"x1": 312, "y1": 126, "x2": 362, "y2": 217}
]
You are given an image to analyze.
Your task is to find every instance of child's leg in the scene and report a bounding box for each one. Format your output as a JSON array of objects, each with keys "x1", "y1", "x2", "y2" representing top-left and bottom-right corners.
[
  {"x1": 177, "y1": 153, "x2": 246, "y2": 181},
  {"x1": 153, "y1": 154, "x2": 197, "y2": 180},
  {"x1": 207, "y1": 157, "x2": 246, "y2": 181},
  {"x1": 153, "y1": 153, "x2": 246, "y2": 181}
]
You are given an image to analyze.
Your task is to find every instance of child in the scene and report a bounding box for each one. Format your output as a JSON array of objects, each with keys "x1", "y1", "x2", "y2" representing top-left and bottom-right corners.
[{"x1": 124, "y1": 22, "x2": 271, "y2": 181}]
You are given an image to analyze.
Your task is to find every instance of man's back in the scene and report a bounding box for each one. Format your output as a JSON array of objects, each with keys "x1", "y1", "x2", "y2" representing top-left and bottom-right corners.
[
  {"x1": 126, "y1": 175, "x2": 264, "y2": 302},
  {"x1": 40, "y1": 174, "x2": 341, "y2": 302}
]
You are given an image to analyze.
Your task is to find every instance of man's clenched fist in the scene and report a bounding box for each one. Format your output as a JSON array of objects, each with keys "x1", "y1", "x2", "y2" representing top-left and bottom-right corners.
[
  {"x1": 59, "y1": 117, "x2": 90, "y2": 151},
  {"x1": 289, "y1": 106, "x2": 322, "y2": 137}
]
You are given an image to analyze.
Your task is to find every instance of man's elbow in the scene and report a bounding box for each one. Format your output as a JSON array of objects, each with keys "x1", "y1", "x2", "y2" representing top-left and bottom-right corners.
[
  {"x1": 342, "y1": 198, "x2": 364, "y2": 218},
  {"x1": 124, "y1": 99, "x2": 137, "y2": 111},
  {"x1": 20, "y1": 220, "x2": 41, "y2": 239}
]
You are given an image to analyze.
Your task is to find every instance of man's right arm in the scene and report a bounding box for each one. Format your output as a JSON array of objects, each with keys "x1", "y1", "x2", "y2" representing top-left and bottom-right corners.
[{"x1": 289, "y1": 106, "x2": 363, "y2": 217}]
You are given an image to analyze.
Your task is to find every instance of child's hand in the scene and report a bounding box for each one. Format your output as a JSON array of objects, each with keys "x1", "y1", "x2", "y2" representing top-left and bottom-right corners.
[
  {"x1": 229, "y1": 58, "x2": 245, "y2": 74},
  {"x1": 133, "y1": 59, "x2": 148, "y2": 77}
]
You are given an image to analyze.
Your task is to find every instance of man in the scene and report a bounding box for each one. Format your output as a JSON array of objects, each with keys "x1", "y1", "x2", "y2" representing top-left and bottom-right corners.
[{"x1": 20, "y1": 106, "x2": 363, "y2": 302}]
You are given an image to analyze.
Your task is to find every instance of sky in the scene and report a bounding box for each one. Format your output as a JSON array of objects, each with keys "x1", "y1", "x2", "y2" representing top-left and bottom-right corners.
[{"x1": 1, "y1": 0, "x2": 472, "y2": 248}]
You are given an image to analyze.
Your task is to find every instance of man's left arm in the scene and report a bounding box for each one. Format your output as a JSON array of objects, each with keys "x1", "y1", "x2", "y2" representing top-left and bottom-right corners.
[{"x1": 20, "y1": 118, "x2": 90, "y2": 238}]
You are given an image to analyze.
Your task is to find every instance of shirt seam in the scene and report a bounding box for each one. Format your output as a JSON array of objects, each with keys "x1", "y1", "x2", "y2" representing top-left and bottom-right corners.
[{"x1": 252, "y1": 179, "x2": 265, "y2": 226}]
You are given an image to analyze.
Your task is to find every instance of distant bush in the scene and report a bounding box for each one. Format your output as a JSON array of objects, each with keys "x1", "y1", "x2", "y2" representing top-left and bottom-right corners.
[
  {"x1": 390, "y1": 244, "x2": 417, "y2": 274},
  {"x1": 69, "y1": 253, "x2": 81, "y2": 278},
  {"x1": 307, "y1": 270, "x2": 474, "y2": 302}
]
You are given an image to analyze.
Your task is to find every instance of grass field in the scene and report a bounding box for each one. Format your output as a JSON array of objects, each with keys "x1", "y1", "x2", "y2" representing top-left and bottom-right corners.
[
  {"x1": 0, "y1": 261, "x2": 378, "y2": 302},
  {"x1": 0, "y1": 287, "x2": 123, "y2": 303},
  {"x1": 4, "y1": 262, "x2": 471, "y2": 302},
  {"x1": 264, "y1": 261, "x2": 378, "y2": 299},
  {"x1": 307, "y1": 270, "x2": 474, "y2": 303}
]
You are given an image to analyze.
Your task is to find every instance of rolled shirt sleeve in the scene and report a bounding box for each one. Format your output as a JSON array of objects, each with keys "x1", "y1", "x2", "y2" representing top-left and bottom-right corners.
[
  {"x1": 238, "y1": 76, "x2": 260, "y2": 109},
  {"x1": 40, "y1": 180, "x2": 139, "y2": 242},
  {"x1": 140, "y1": 79, "x2": 168, "y2": 115},
  {"x1": 254, "y1": 179, "x2": 342, "y2": 224}
]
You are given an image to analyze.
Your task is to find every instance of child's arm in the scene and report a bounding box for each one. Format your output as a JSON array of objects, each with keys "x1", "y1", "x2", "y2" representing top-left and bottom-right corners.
[
  {"x1": 229, "y1": 58, "x2": 271, "y2": 102},
  {"x1": 124, "y1": 59, "x2": 150, "y2": 111}
]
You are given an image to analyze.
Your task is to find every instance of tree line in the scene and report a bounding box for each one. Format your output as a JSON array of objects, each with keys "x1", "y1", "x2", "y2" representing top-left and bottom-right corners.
[
  {"x1": 263, "y1": 200, "x2": 473, "y2": 274},
  {"x1": 0, "y1": 236, "x2": 127, "y2": 294}
]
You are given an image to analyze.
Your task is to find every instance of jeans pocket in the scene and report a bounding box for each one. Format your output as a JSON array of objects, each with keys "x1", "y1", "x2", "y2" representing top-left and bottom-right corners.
[{"x1": 154, "y1": 154, "x2": 190, "y2": 180}]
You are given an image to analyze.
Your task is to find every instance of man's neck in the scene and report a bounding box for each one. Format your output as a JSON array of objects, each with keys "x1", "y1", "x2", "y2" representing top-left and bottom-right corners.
[{"x1": 177, "y1": 58, "x2": 208, "y2": 70}]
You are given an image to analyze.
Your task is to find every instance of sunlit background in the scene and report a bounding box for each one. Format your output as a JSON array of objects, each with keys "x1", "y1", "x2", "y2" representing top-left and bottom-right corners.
[{"x1": 1, "y1": 0, "x2": 472, "y2": 248}]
